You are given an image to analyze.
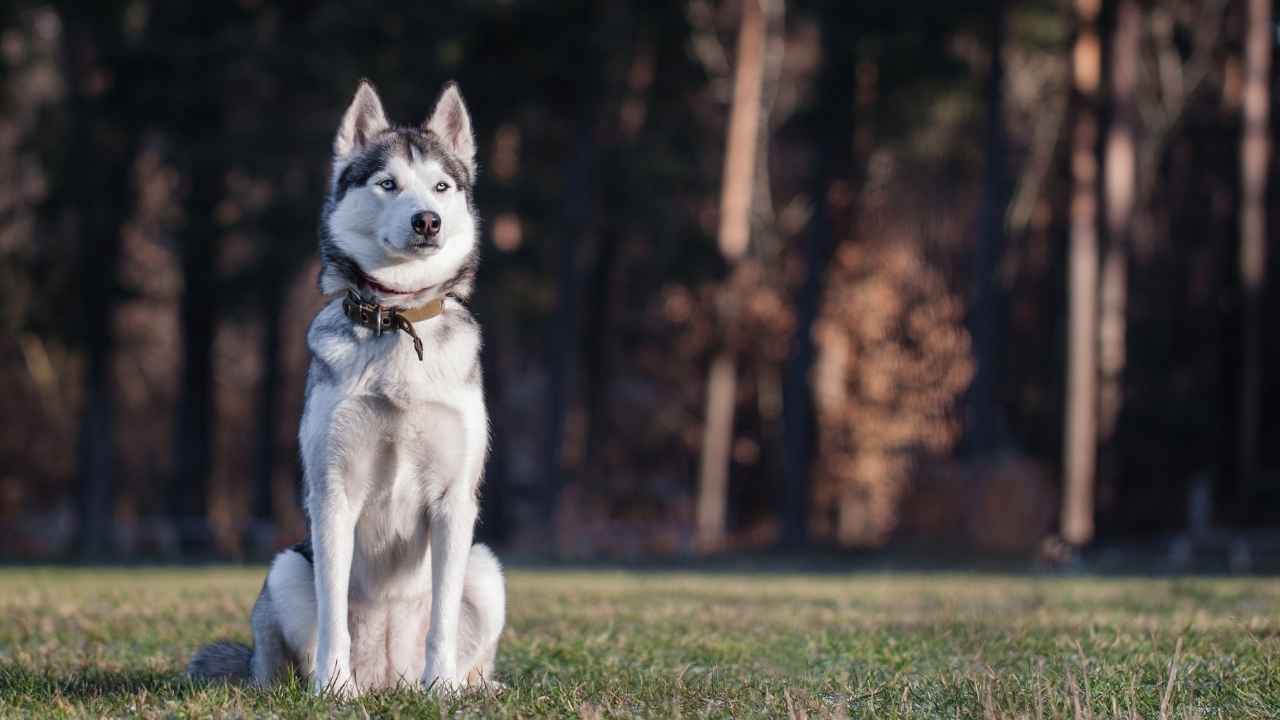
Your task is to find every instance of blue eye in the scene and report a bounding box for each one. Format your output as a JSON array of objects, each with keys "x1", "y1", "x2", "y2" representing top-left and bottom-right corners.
[
  {"x1": 378, "y1": 178, "x2": 397, "y2": 191},
  {"x1": 434, "y1": 181, "x2": 450, "y2": 193}
]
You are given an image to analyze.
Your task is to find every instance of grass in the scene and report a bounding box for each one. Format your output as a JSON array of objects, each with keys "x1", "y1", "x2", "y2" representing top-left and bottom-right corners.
[{"x1": 0, "y1": 567, "x2": 1277, "y2": 718}]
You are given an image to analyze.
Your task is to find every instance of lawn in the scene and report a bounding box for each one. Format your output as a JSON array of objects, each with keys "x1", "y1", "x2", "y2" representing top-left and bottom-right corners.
[{"x1": 0, "y1": 567, "x2": 1276, "y2": 718}]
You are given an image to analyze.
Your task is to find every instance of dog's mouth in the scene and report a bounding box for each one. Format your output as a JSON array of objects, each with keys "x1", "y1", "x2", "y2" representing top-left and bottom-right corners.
[{"x1": 380, "y1": 232, "x2": 442, "y2": 257}]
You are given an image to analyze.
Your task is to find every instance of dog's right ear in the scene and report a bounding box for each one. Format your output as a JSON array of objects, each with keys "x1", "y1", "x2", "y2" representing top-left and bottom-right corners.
[{"x1": 335, "y1": 80, "x2": 389, "y2": 159}]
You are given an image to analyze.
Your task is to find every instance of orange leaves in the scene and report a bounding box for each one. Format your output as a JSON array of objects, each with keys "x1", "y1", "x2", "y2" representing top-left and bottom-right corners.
[{"x1": 811, "y1": 240, "x2": 975, "y2": 547}]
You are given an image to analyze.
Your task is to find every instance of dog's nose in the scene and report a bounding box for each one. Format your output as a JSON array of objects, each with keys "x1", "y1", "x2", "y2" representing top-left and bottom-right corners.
[{"x1": 411, "y1": 211, "x2": 442, "y2": 239}]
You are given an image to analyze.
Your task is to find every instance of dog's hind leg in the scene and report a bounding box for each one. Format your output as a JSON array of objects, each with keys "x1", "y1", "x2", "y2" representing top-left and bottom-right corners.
[
  {"x1": 256, "y1": 545, "x2": 319, "y2": 684},
  {"x1": 247, "y1": 579, "x2": 288, "y2": 685},
  {"x1": 456, "y1": 544, "x2": 506, "y2": 687},
  {"x1": 188, "y1": 577, "x2": 284, "y2": 684}
]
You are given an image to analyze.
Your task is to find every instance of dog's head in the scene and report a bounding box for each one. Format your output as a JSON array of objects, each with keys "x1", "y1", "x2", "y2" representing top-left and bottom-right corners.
[{"x1": 319, "y1": 81, "x2": 479, "y2": 305}]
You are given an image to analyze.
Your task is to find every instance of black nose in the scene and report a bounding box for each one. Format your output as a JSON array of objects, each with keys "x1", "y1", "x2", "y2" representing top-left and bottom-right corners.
[{"x1": 411, "y1": 211, "x2": 442, "y2": 238}]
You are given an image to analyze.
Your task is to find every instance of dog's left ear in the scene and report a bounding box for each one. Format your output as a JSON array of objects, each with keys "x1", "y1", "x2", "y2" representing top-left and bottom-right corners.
[{"x1": 425, "y1": 82, "x2": 475, "y2": 175}]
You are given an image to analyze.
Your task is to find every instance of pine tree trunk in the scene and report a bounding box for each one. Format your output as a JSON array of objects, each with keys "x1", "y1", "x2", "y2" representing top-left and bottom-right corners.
[
  {"x1": 1238, "y1": 0, "x2": 1272, "y2": 510},
  {"x1": 63, "y1": 7, "x2": 137, "y2": 559},
  {"x1": 249, "y1": 271, "x2": 283, "y2": 556},
  {"x1": 696, "y1": 0, "x2": 768, "y2": 553},
  {"x1": 541, "y1": 114, "x2": 596, "y2": 534},
  {"x1": 1098, "y1": 0, "x2": 1140, "y2": 496},
  {"x1": 171, "y1": 183, "x2": 217, "y2": 557},
  {"x1": 780, "y1": 6, "x2": 851, "y2": 549},
  {"x1": 1062, "y1": 0, "x2": 1103, "y2": 547},
  {"x1": 968, "y1": 0, "x2": 1008, "y2": 456}
]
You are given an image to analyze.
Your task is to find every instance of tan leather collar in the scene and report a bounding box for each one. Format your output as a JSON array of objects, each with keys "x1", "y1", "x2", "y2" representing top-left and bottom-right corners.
[
  {"x1": 397, "y1": 297, "x2": 445, "y2": 323},
  {"x1": 341, "y1": 290, "x2": 445, "y2": 361}
]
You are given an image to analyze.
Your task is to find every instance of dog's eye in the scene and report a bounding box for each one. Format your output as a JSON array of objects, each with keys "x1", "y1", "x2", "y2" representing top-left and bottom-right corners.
[
  {"x1": 377, "y1": 178, "x2": 397, "y2": 192},
  {"x1": 434, "y1": 181, "x2": 450, "y2": 193}
]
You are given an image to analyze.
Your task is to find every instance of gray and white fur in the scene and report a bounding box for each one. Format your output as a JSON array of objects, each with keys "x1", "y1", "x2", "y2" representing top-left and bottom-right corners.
[{"x1": 189, "y1": 80, "x2": 504, "y2": 695}]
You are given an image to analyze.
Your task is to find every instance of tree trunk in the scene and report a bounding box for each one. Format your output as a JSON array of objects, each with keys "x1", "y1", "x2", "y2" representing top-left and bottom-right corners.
[
  {"x1": 581, "y1": 235, "x2": 618, "y2": 472},
  {"x1": 695, "y1": 0, "x2": 768, "y2": 554},
  {"x1": 64, "y1": 7, "x2": 136, "y2": 559},
  {"x1": 477, "y1": 310, "x2": 513, "y2": 547},
  {"x1": 1098, "y1": 0, "x2": 1140, "y2": 503},
  {"x1": 541, "y1": 133, "x2": 591, "y2": 533},
  {"x1": 171, "y1": 183, "x2": 218, "y2": 557},
  {"x1": 1062, "y1": 0, "x2": 1103, "y2": 547},
  {"x1": 967, "y1": 0, "x2": 1008, "y2": 456},
  {"x1": 249, "y1": 269, "x2": 283, "y2": 556},
  {"x1": 780, "y1": 11, "x2": 854, "y2": 548},
  {"x1": 1238, "y1": 0, "x2": 1272, "y2": 511},
  {"x1": 780, "y1": 178, "x2": 829, "y2": 549}
]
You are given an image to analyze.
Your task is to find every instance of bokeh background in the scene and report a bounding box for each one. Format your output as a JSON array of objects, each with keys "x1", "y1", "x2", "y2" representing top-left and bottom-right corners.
[{"x1": 1, "y1": 0, "x2": 1276, "y2": 567}]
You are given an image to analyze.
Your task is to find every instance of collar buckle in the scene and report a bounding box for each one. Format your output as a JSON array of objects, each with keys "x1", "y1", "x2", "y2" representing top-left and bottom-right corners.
[{"x1": 342, "y1": 289, "x2": 435, "y2": 362}]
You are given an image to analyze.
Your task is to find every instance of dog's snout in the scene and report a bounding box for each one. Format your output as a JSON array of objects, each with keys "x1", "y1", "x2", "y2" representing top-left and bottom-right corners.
[{"x1": 411, "y1": 211, "x2": 442, "y2": 239}]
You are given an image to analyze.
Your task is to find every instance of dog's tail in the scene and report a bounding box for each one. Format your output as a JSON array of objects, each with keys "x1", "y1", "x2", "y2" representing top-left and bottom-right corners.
[{"x1": 188, "y1": 640, "x2": 253, "y2": 682}]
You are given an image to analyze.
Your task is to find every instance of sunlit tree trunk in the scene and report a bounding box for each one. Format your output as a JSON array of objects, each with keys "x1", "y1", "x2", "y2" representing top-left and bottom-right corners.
[
  {"x1": 696, "y1": 0, "x2": 768, "y2": 553},
  {"x1": 1098, "y1": 0, "x2": 1139, "y2": 497},
  {"x1": 1238, "y1": 0, "x2": 1272, "y2": 508},
  {"x1": 1062, "y1": 0, "x2": 1103, "y2": 547}
]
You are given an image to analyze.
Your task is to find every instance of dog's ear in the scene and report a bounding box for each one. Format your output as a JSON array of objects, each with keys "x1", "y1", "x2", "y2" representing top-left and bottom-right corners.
[
  {"x1": 425, "y1": 82, "x2": 475, "y2": 174},
  {"x1": 335, "y1": 80, "x2": 389, "y2": 159}
]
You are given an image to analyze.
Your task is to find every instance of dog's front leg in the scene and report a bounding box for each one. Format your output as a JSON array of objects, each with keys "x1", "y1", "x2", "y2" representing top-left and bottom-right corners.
[
  {"x1": 311, "y1": 480, "x2": 357, "y2": 696},
  {"x1": 422, "y1": 494, "x2": 478, "y2": 691}
]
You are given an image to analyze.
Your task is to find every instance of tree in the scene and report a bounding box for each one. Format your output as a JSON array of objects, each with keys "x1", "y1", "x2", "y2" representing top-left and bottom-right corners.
[
  {"x1": 780, "y1": 6, "x2": 856, "y2": 548},
  {"x1": 539, "y1": 4, "x2": 607, "y2": 536},
  {"x1": 1238, "y1": 0, "x2": 1272, "y2": 511},
  {"x1": 61, "y1": 2, "x2": 141, "y2": 558},
  {"x1": 695, "y1": 0, "x2": 774, "y2": 553},
  {"x1": 158, "y1": 4, "x2": 240, "y2": 556},
  {"x1": 1097, "y1": 0, "x2": 1226, "y2": 524},
  {"x1": 250, "y1": 246, "x2": 285, "y2": 556},
  {"x1": 1062, "y1": 0, "x2": 1102, "y2": 547},
  {"x1": 812, "y1": 242, "x2": 973, "y2": 546},
  {"x1": 967, "y1": 0, "x2": 1009, "y2": 457},
  {"x1": 1097, "y1": 0, "x2": 1139, "y2": 496}
]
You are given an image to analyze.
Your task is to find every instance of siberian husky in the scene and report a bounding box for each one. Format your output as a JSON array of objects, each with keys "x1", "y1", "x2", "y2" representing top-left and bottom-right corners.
[{"x1": 189, "y1": 80, "x2": 504, "y2": 696}]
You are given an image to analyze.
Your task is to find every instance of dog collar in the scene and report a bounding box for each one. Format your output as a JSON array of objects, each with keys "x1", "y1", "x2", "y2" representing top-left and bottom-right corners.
[{"x1": 341, "y1": 290, "x2": 444, "y2": 361}]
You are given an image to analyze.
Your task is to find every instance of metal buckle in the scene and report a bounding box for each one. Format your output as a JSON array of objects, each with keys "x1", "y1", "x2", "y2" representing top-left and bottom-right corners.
[{"x1": 374, "y1": 305, "x2": 383, "y2": 336}]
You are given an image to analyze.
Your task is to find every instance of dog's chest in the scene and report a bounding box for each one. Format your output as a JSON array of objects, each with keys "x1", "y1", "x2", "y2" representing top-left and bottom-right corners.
[
  {"x1": 304, "y1": 300, "x2": 487, "y2": 518},
  {"x1": 301, "y1": 303, "x2": 488, "y2": 595},
  {"x1": 310, "y1": 302, "x2": 481, "y2": 404}
]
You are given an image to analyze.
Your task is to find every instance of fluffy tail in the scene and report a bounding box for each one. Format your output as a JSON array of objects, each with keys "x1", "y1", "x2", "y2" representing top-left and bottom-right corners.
[{"x1": 187, "y1": 641, "x2": 252, "y2": 682}]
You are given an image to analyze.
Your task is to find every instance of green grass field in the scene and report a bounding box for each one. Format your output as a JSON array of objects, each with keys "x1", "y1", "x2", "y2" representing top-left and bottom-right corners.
[{"x1": 0, "y1": 567, "x2": 1277, "y2": 718}]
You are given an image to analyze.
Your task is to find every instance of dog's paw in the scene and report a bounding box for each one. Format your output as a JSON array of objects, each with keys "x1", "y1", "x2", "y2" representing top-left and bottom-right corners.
[
  {"x1": 421, "y1": 674, "x2": 465, "y2": 694},
  {"x1": 466, "y1": 672, "x2": 507, "y2": 693},
  {"x1": 313, "y1": 665, "x2": 358, "y2": 698},
  {"x1": 421, "y1": 661, "x2": 463, "y2": 694}
]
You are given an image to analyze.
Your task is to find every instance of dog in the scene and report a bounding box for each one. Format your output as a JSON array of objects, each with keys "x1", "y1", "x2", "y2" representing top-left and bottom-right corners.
[{"x1": 189, "y1": 80, "x2": 504, "y2": 696}]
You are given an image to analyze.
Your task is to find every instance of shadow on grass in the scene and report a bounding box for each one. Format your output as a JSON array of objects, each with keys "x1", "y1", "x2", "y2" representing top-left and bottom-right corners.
[
  {"x1": 0, "y1": 662, "x2": 483, "y2": 713},
  {"x1": 0, "y1": 662, "x2": 197, "y2": 703}
]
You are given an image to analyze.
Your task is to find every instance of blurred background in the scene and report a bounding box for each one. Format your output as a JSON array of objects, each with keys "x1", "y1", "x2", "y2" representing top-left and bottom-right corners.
[{"x1": 0, "y1": 0, "x2": 1276, "y2": 568}]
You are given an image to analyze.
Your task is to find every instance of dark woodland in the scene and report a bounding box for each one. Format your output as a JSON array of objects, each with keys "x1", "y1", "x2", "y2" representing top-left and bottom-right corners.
[{"x1": 0, "y1": 0, "x2": 1277, "y2": 566}]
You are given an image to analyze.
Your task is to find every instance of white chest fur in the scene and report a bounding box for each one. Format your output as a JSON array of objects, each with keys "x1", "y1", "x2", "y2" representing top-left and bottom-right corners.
[{"x1": 299, "y1": 299, "x2": 488, "y2": 597}]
